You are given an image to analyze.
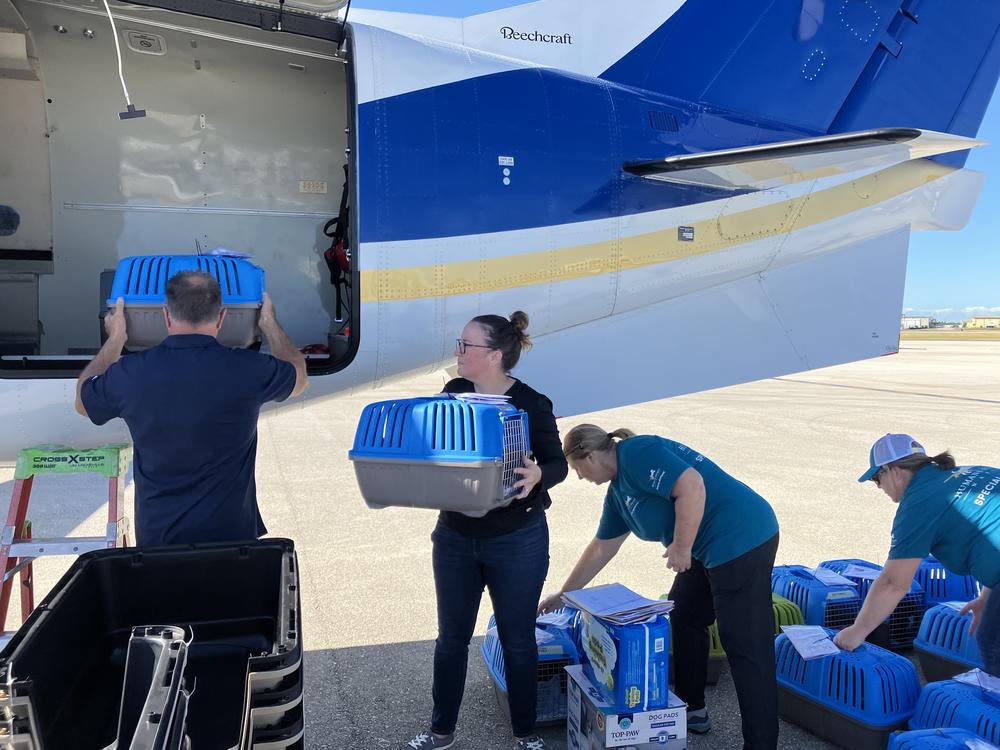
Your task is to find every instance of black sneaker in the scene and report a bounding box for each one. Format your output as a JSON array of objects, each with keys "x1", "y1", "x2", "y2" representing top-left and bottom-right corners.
[
  {"x1": 514, "y1": 736, "x2": 546, "y2": 750},
  {"x1": 687, "y1": 708, "x2": 712, "y2": 734},
  {"x1": 402, "y1": 730, "x2": 456, "y2": 749}
]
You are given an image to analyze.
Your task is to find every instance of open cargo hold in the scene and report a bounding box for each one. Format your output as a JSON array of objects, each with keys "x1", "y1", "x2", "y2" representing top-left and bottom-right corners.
[{"x1": 0, "y1": 539, "x2": 301, "y2": 749}]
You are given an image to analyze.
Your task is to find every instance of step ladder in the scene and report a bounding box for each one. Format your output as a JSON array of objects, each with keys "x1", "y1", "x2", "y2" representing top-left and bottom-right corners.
[{"x1": 0, "y1": 444, "x2": 131, "y2": 636}]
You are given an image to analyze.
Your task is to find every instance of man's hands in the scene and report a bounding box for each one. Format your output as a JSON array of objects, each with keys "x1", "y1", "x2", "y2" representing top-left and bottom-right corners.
[
  {"x1": 105, "y1": 297, "x2": 127, "y2": 344},
  {"x1": 513, "y1": 455, "x2": 542, "y2": 499},
  {"x1": 259, "y1": 292, "x2": 278, "y2": 329},
  {"x1": 663, "y1": 544, "x2": 692, "y2": 574}
]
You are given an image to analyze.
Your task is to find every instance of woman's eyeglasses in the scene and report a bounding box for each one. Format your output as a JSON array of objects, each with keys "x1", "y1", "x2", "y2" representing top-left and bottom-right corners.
[
  {"x1": 455, "y1": 339, "x2": 493, "y2": 355},
  {"x1": 872, "y1": 468, "x2": 885, "y2": 488}
]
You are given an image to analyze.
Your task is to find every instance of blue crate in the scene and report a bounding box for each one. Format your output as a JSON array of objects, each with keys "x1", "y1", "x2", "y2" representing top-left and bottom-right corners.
[
  {"x1": 915, "y1": 556, "x2": 982, "y2": 609},
  {"x1": 107, "y1": 254, "x2": 264, "y2": 349},
  {"x1": 775, "y1": 630, "x2": 921, "y2": 750},
  {"x1": 481, "y1": 608, "x2": 580, "y2": 725},
  {"x1": 349, "y1": 396, "x2": 530, "y2": 516},
  {"x1": 914, "y1": 604, "x2": 984, "y2": 682},
  {"x1": 819, "y1": 558, "x2": 925, "y2": 650},
  {"x1": 889, "y1": 728, "x2": 999, "y2": 749},
  {"x1": 108, "y1": 254, "x2": 264, "y2": 306},
  {"x1": 910, "y1": 679, "x2": 1000, "y2": 745},
  {"x1": 771, "y1": 565, "x2": 862, "y2": 631}
]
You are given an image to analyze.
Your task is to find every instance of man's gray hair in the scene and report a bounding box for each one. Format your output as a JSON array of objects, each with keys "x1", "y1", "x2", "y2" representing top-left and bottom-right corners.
[{"x1": 165, "y1": 270, "x2": 222, "y2": 325}]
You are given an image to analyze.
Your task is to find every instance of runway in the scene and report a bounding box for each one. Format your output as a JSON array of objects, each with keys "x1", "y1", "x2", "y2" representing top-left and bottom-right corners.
[{"x1": 4, "y1": 340, "x2": 1000, "y2": 749}]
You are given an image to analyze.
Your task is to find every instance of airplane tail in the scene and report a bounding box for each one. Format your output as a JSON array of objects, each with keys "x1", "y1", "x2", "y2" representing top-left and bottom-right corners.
[{"x1": 601, "y1": 0, "x2": 1000, "y2": 165}]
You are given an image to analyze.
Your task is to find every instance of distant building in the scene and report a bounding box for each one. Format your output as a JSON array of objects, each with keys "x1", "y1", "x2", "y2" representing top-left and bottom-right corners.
[
  {"x1": 901, "y1": 316, "x2": 930, "y2": 330},
  {"x1": 966, "y1": 316, "x2": 1000, "y2": 329}
]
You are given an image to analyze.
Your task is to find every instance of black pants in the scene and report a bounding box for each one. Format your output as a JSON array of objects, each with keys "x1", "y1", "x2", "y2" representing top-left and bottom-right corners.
[
  {"x1": 430, "y1": 515, "x2": 549, "y2": 737},
  {"x1": 669, "y1": 533, "x2": 779, "y2": 750}
]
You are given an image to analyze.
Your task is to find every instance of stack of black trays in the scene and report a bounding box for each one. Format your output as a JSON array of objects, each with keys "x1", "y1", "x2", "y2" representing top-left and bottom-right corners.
[{"x1": 0, "y1": 539, "x2": 303, "y2": 749}]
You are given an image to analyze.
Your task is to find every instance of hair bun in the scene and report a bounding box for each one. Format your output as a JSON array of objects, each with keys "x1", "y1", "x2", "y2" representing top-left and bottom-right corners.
[{"x1": 509, "y1": 310, "x2": 529, "y2": 332}]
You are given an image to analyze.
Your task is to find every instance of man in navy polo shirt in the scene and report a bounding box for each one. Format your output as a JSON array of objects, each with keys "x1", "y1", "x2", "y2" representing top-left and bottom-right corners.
[{"x1": 75, "y1": 271, "x2": 308, "y2": 546}]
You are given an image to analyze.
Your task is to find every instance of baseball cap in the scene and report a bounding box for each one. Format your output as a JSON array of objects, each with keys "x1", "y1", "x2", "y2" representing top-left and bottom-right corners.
[{"x1": 858, "y1": 434, "x2": 926, "y2": 482}]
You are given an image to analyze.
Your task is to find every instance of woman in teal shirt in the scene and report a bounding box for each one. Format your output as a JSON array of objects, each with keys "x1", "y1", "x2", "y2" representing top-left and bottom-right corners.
[
  {"x1": 834, "y1": 434, "x2": 1000, "y2": 676},
  {"x1": 539, "y1": 424, "x2": 780, "y2": 750}
]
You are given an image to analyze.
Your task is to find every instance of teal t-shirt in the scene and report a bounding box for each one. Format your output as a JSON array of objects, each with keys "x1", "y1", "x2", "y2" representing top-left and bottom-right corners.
[
  {"x1": 889, "y1": 464, "x2": 1000, "y2": 587},
  {"x1": 595, "y1": 436, "x2": 778, "y2": 568}
]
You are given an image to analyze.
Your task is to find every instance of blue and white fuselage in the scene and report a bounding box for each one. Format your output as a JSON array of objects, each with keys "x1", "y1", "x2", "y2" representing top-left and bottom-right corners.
[{"x1": 1, "y1": 0, "x2": 998, "y2": 456}]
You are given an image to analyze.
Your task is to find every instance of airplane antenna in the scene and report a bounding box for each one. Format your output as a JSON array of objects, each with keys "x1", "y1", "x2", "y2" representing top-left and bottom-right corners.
[
  {"x1": 337, "y1": 0, "x2": 352, "y2": 53},
  {"x1": 102, "y1": 0, "x2": 146, "y2": 120}
]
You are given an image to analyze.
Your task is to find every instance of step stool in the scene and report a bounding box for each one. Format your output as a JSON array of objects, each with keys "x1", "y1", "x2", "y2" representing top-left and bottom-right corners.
[{"x1": 0, "y1": 444, "x2": 131, "y2": 637}]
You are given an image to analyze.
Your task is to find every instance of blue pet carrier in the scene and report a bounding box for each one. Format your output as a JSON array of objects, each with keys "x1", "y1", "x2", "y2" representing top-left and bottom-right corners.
[
  {"x1": 775, "y1": 629, "x2": 921, "y2": 750},
  {"x1": 909, "y1": 679, "x2": 1000, "y2": 745},
  {"x1": 889, "y1": 728, "x2": 1000, "y2": 749},
  {"x1": 771, "y1": 565, "x2": 862, "y2": 631},
  {"x1": 349, "y1": 396, "x2": 530, "y2": 517},
  {"x1": 914, "y1": 604, "x2": 985, "y2": 682},
  {"x1": 107, "y1": 254, "x2": 265, "y2": 350},
  {"x1": 915, "y1": 556, "x2": 982, "y2": 609},
  {"x1": 482, "y1": 608, "x2": 580, "y2": 725},
  {"x1": 819, "y1": 558, "x2": 925, "y2": 650}
]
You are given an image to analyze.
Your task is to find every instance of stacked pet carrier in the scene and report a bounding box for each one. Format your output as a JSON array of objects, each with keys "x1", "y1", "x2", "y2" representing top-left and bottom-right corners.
[
  {"x1": 350, "y1": 395, "x2": 530, "y2": 516},
  {"x1": 819, "y1": 558, "x2": 925, "y2": 649},
  {"x1": 914, "y1": 604, "x2": 985, "y2": 681},
  {"x1": 482, "y1": 608, "x2": 581, "y2": 725},
  {"x1": 0, "y1": 540, "x2": 303, "y2": 749},
  {"x1": 909, "y1": 677, "x2": 1000, "y2": 746},
  {"x1": 889, "y1": 728, "x2": 1000, "y2": 749},
  {"x1": 771, "y1": 565, "x2": 862, "y2": 630},
  {"x1": 914, "y1": 556, "x2": 981, "y2": 610},
  {"x1": 774, "y1": 629, "x2": 922, "y2": 750},
  {"x1": 107, "y1": 254, "x2": 265, "y2": 350}
]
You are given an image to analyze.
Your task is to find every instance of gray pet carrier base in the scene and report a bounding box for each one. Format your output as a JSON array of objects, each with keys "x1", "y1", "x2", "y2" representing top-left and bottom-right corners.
[
  {"x1": 119, "y1": 303, "x2": 261, "y2": 351},
  {"x1": 352, "y1": 457, "x2": 514, "y2": 518}
]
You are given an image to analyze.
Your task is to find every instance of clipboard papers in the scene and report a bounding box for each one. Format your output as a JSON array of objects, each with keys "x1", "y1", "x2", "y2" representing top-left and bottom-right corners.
[{"x1": 561, "y1": 583, "x2": 674, "y2": 625}]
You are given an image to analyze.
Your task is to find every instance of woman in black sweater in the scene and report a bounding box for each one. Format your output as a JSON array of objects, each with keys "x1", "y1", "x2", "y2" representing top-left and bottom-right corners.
[{"x1": 403, "y1": 311, "x2": 567, "y2": 750}]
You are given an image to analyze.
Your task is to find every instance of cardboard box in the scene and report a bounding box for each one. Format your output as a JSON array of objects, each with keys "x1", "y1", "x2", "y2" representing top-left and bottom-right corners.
[
  {"x1": 580, "y1": 612, "x2": 670, "y2": 711},
  {"x1": 567, "y1": 665, "x2": 686, "y2": 750}
]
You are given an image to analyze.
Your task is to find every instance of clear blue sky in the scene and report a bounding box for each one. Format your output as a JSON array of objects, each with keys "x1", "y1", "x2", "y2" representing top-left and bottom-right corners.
[{"x1": 903, "y1": 94, "x2": 1000, "y2": 321}]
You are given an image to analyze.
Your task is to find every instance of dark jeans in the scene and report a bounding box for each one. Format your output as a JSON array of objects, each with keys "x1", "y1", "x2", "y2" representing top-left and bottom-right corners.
[
  {"x1": 430, "y1": 515, "x2": 549, "y2": 737},
  {"x1": 978, "y1": 586, "x2": 1000, "y2": 676},
  {"x1": 669, "y1": 533, "x2": 780, "y2": 750}
]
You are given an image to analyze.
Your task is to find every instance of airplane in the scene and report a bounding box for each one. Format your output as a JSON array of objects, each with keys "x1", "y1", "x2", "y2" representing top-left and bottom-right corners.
[{"x1": 2, "y1": 0, "x2": 999, "y2": 460}]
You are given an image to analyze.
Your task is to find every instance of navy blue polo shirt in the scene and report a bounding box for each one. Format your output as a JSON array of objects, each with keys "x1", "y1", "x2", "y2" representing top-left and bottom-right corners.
[{"x1": 81, "y1": 334, "x2": 296, "y2": 546}]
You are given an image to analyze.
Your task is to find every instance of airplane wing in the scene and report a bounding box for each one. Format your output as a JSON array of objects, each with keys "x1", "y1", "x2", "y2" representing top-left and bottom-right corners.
[{"x1": 624, "y1": 128, "x2": 986, "y2": 191}]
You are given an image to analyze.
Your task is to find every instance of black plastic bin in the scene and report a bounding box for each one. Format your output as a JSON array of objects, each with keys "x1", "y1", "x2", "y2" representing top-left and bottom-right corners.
[{"x1": 0, "y1": 539, "x2": 301, "y2": 750}]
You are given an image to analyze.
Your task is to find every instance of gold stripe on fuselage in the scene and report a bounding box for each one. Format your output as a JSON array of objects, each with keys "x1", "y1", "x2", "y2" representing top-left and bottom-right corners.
[{"x1": 359, "y1": 160, "x2": 953, "y2": 303}]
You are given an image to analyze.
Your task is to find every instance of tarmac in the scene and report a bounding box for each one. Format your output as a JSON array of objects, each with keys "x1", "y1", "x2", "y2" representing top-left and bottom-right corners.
[{"x1": 3, "y1": 340, "x2": 1000, "y2": 749}]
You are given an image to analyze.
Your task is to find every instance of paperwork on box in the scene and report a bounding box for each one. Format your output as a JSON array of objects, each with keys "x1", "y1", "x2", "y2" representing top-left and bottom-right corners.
[
  {"x1": 780, "y1": 625, "x2": 841, "y2": 660},
  {"x1": 450, "y1": 392, "x2": 512, "y2": 405},
  {"x1": 955, "y1": 668, "x2": 1000, "y2": 697},
  {"x1": 943, "y1": 600, "x2": 971, "y2": 612},
  {"x1": 840, "y1": 563, "x2": 881, "y2": 580},
  {"x1": 562, "y1": 583, "x2": 674, "y2": 625},
  {"x1": 812, "y1": 567, "x2": 858, "y2": 587}
]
